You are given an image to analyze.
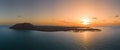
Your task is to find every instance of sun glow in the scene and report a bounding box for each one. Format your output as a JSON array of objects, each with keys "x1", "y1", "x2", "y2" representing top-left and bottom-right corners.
[{"x1": 81, "y1": 17, "x2": 90, "y2": 25}]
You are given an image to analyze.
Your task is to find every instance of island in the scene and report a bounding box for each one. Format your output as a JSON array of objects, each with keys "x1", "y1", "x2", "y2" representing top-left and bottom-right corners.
[{"x1": 10, "y1": 23, "x2": 101, "y2": 32}]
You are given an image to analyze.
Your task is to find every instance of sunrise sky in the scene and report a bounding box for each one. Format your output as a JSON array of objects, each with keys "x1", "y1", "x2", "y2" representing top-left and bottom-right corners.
[{"x1": 0, "y1": 0, "x2": 120, "y2": 26}]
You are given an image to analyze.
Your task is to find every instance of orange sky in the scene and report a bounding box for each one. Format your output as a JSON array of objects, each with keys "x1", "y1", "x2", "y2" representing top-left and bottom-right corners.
[{"x1": 0, "y1": 0, "x2": 120, "y2": 26}]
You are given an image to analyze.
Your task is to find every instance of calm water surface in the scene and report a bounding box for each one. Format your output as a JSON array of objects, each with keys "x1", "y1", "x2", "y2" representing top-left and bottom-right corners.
[{"x1": 0, "y1": 26, "x2": 120, "y2": 50}]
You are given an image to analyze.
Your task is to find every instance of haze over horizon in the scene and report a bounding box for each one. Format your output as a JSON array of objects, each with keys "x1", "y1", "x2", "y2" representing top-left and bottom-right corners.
[{"x1": 0, "y1": 0, "x2": 120, "y2": 26}]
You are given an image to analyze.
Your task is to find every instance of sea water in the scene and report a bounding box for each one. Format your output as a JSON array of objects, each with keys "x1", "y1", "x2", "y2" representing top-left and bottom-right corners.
[{"x1": 0, "y1": 26, "x2": 120, "y2": 50}]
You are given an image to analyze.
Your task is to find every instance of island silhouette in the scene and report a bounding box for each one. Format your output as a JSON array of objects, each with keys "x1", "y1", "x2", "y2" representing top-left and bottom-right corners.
[{"x1": 10, "y1": 23, "x2": 101, "y2": 32}]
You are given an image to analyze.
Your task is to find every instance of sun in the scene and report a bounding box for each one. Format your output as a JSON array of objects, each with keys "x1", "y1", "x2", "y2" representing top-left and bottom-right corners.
[{"x1": 81, "y1": 18, "x2": 90, "y2": 25}]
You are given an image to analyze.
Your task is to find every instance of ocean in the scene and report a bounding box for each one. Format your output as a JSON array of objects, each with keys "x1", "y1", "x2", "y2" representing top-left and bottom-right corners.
[{"x1": 0, "y1": 26, "x2": 120, "y2": 50}]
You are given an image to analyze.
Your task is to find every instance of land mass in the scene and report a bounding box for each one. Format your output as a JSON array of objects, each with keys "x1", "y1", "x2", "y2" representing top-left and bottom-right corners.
[{"x1": 10, "y1": 23, "x2": 101, "y2": 32}]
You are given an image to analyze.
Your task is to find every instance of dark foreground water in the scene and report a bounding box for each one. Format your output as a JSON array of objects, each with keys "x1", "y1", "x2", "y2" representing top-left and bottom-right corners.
[{"x1": 0, "y1": 26, "x2": 120, "y2": 50}]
